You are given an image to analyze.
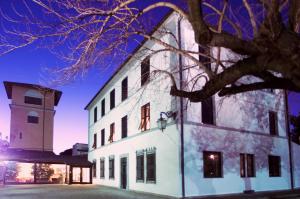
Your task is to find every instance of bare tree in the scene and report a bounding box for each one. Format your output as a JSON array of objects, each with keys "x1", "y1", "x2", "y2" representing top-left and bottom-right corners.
[{"x1": 0, "y1": 0, "x2": 299, "y2": 102}]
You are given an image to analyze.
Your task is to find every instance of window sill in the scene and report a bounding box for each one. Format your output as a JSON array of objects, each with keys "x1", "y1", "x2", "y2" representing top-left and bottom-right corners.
[
  {"x1": 146, "y1": 180, "x2": 156, "y2": 184},
  {"x1": 136, "y1": 179, "x2": 144, "y2": 183}
]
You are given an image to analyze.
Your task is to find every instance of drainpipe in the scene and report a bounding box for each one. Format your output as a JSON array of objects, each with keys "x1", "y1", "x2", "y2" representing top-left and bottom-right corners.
[
  {"x1": 285, "y1": 90, "x2": 294, "y2": 190},
  {"x1": 177, "y1": 16, "x2": 185, "y2": 198},
  {"x1": 42, "y1": 91, "x2": 46, "y2": 152}
]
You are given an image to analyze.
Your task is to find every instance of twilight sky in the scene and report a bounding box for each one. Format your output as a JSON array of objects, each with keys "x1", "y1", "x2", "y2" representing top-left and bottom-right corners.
[{"x1": 0, "y1": 1, "x2": 299, "y2": 154}]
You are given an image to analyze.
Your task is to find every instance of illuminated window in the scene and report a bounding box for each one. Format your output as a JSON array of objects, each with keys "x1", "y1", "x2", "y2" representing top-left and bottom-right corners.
[
  {"x1": 92, "y1": 133, "x2": 97, "y2": 149},
  {"x1": 141, "y1": 57, "x2": 150, "y2": 86},
  {"x1": 121, "y1": 77, "x2": 128, "y2": 101},
  {"x1": 101, "y1": 99, "x2": 105, "y2": 117},
  {"x1": 108, "y1": 123, "x2": 115, "y2": 143},
  {"x1": 269, "y1": 155, "x2": 281, "y2": 177},
  {"x1": 201, "y1": 97, "x2": 215, "y2": 125},
  {"x1": 110, "y1": 89, "x2": 115, "y2": 110},
  {"x1": 269, "y1": 111, "x2": 278, "y2": 136},
  {"x1": 121, "y1": 115, "x2": 127, "y2": 138},
  {"x1": 100, "y1": 158, "x2": 105, "y2": 178},
  {"x1": 101, "y1": 129, "x2": 105, "y2": 146},
  {"x1": 109, "y1": 156, "x2": 115, "y2": 179},
  {"x1": 203, "y1": 151, "x2": 222, "y2": 178},
  {"x1": 94, "y1": 107, "x2": 97, "y2": 123},
  {"x1": 146, "y1": 152, "x2": 156, "y2": 182},
  {"x1": 240, "y1": 154, "x2": 255, "y2": 177},
  {"x1": 136, "y1": 153, "x2": 144, "y2": 181},
  {"x1": 92, "y1": 160, "x2": 96, "y2": 178},
  {"x1": 139, "y1": 103, "x2": 150, "y2": 131}
]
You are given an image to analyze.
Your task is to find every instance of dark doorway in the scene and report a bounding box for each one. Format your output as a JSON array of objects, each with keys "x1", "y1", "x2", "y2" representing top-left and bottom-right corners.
[{"x1": 120, "y1": 157, "x2": 127, "y2": 189}]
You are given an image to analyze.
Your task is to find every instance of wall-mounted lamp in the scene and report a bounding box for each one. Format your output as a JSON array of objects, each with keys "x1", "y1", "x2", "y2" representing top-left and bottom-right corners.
[{"x1": 157, "y1": 111, "x2": 177, "y2": 132}]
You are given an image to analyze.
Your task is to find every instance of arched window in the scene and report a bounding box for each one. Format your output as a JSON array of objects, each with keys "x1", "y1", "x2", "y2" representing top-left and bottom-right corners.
[
  {"x1": 24, "y1": 90, "x2": 43, "y2": 105},
  {"x1": 27, "y1": 111, "x2": 39, "y2": 124}
]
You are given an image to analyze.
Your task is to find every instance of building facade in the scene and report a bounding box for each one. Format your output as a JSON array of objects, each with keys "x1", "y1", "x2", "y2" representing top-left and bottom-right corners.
[{"x1": 86, "y1": 13, "x2": 300, "y2": 198}]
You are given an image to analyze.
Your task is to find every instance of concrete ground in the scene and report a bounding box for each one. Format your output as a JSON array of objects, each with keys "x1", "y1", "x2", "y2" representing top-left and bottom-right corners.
[{"x1": 0, "y1": 184, "x2": 300, "y2": 199}]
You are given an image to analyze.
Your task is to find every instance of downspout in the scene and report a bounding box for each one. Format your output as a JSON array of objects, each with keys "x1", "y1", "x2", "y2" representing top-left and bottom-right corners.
[
  {"x1": 178, "y1": 16, "x2": 185, "y2": 198},
  {"x1": 285, "y1": 90, "x2": 294, "y2": 190},
  {"x1": 42, "y1": 91, "x2": 46, "y2": 152}
]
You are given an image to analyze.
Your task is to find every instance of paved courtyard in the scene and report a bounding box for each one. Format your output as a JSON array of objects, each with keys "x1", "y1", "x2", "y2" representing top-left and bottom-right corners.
[{"x1": 0, "y1": 184, "x2": 300, "y2": 199}]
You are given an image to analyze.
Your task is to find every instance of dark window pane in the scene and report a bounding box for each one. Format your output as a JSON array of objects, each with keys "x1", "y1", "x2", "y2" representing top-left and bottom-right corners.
[
  {"x1": 100, "y1": 159, "x2": 105, "y2": 178},
  {"x1": 92, "y1": 160, "x2": 96, "y2": 178},
  {"x1": 27, "y1": 116, "x2": 39, "y2": 124},
  {"x1": 122, "y1": 77, "x2": 128, "y2": 101},
  {"x1": 269, "y1": 155, "x2": 281, "y2": 177},
  {"x1": 109, "y1": 158, "x2": 115, "y2": 179},
  {"x1": 110, "y1": 89, "x2": 115, "y2": 110},
  {"x1": 24, "y1": 96, "x2": 42, "y2": 105},
  {"x1": 94, "y1": 107, "x2": 97, "y2": 123},
  {"x1": 101, "y1": 99, "x2": 105, "y2": 117},
  {"x1": 146, "y1": 153, "x2": 155, "y2": 182},
  {"x1": 122, "y1": 116, "x2": 128, "y2": 138},
  {"x1": 92, "y1": 134, "x2": 97, "y2": 149},
  {"x1": 202, "y1": 97, "x2": 214, "y2": 125},
  {"x1": 141, "y1": 58, "x2": 150, "y2": 86},
  {"x1": 136, "y1": 154, "x2": 144, "y2": 181},
  {"x1": 246, "y1": 154, "x2": 255, "y2": 177},
  {"x1": 203, "y1": 151, "x2": 222, "y2": 178},
  {"x1": 240, "y1": 154, "x2": 245, "y2": 177},
  {"x1": 198, "y1": 46, "x2": 211, "y2": 70},
  {"x1": 101, "y1": 129, "x2": 105, "y2": 146},
  {"x1": 269, "y1": 111, "x2": 278, "y2": 135}
]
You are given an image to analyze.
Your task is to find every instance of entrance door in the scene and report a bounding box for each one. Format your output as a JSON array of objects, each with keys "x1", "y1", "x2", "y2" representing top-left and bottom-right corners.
[{"x1": 120, "y1": 157, "x2": 127, "y2": 189}]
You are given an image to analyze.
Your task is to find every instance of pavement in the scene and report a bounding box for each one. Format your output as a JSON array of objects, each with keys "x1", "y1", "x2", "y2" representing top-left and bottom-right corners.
[{"x1": 0, "y1": 184, "x2": 300, "y2": 199}]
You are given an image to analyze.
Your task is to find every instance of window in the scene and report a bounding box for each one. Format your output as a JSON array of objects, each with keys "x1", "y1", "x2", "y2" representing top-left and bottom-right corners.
[
  {"x1": 139, "y1": 103, "x2": 150, "y2": 131},
  {"x1": 136, "y1": 153, "x2": 144, "y2": 181},
  {"x1": 101, "y1": 99, "x2": 105, "y2": 117},
  {"x1": 92, "y1": 160, "x2": 96, "y2": 178},
  {"x1": 201, "y1": 97, "x2": 214, "y2": 125},
  {"x1": 109, "y1": 156, "x2": 115, "y2": 179},
  {"x1": 121, "y1": 77, "x2": 128, "y2": 101},
  {"x1": 146, "y1": 152, "x2": 156, "y2": 182},
  {"x1": 110, "y1": 89, "x2": 115, "y2": 110},
  {"x1": 240, "y1": 154, "x2": 255, "y2": 177},
  {"x1": 141, "y1": 57, "x2": 150, "y2": 86},
  {"x1": 27, "y1": 116, "x2": 39, "y2": 124},
  {"x1": 101, "y1": 129, "x2": 105, "y2": 146},
  {"x1": 203, "y1": 151, "x2": 222, "y2": 178},
  {"x1": 269, "y1": 155, "x2": 281, "y2": 177},
  {"x1": 108, "y1": 123, "x2": 115, "y2": 143},
  {"x1": 94, "y1": 107, "x2": 98, "y2": 123},
  {"x1": 100, "y1": 158, "x2": 105, "y2": 178},
  {"x1": 92, "y1": 133, "x2": 97, "y2": 149},
  {"x1": 24, "y1": 96, "x2": 42, "y2": 105},
  {"x1": 269, "y1": 111, "x2": 278, "y2": 136},
  {"x1": 121, "y1": 115, "x2": 128, "y2": 138}
]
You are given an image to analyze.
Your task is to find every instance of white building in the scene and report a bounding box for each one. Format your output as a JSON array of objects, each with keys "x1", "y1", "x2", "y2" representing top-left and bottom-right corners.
[{"x1": 85, "y1": 13, "x2": 300, "y2": 198}]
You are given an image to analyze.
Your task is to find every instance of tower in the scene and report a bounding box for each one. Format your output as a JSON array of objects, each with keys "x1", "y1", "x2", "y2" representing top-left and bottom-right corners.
[{"x1": 4, "y1": 81, "x2": 62, "y2": 152}]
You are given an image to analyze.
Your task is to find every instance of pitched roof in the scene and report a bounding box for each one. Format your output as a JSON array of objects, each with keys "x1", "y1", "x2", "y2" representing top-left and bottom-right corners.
[
  {"x1": 3, "y1": 81, "x2": 62, "y2": 106},
  {"x1": 84, "y1": 11, "x2": 174, "y2": 110}
]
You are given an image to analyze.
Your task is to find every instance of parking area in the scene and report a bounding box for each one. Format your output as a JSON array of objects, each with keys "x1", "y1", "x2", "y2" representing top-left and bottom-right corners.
[{"x1": 0, "y1": 184, "x2": 300, "y2": 199}]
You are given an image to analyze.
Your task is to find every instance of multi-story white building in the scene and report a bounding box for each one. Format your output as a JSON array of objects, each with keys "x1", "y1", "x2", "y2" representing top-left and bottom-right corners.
[{"x1": 85, "y1": 13, "x2": 300, "y2": 198}]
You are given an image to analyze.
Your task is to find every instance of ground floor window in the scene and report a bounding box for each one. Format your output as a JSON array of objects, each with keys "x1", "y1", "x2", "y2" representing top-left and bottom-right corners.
[
  {"x1": 146, "y1": 152, "x2": 156, "y2": 182},
  {"x1": 203, "y1": 151, "x2": 222, "y2": 178},
  {"x1": 92, "y1": 160, "x2": 96, "y2": 178},
  {"x1": 136, "y1": 153, "x2": 144, "y2": 181},
  {"x1": 109, "y1": 156, "x2": 114, "y2": 179},
  {"x1": 100, "y1": 158, "x2": 105, "y2": 179},
  {"x1": 240, "y1": 154, "x2": 255, "y2": 177},
  {"x1": 268, "y1": 155, "x2": 281, "y2": 177}
]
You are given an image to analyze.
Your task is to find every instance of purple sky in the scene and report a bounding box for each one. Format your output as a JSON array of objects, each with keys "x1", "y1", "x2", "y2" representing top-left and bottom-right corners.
[{"x1": 0, "y1": 1, "x2": 299, "y2": 154}]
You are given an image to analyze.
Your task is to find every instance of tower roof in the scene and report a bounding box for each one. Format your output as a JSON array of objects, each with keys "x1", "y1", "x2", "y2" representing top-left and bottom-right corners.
[{"x1": 3, "y1": 81, "x2": 62, "y2": 106}]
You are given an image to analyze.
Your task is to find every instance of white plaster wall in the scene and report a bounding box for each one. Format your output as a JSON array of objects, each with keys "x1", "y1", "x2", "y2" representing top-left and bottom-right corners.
[
  {"x1": 292, "y1": 143, "x2": 300, "y2": 188},
  {"x1": 184, "y1": 124, "x2": 291, "y2": 197}
]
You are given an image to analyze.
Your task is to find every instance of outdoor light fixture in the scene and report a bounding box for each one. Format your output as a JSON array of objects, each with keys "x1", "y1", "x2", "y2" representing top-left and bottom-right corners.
[{"x1": 157, "y1": 111, "x2": 177, "y2": 132}]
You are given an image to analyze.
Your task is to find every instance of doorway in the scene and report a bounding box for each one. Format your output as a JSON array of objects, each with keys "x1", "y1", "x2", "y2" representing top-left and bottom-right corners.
[{"x1": 120, "y1": 157, "x2": 128, "y2": 189}]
